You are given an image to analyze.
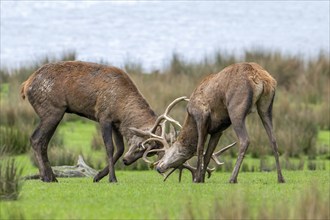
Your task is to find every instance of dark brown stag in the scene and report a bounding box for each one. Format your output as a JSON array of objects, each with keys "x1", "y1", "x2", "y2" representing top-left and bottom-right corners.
[
  {"x1": 148, "y1": 62, "x2": 285, "y2": 183},
  {"x1": 20, "y1": 61, "x2": 170, "y2": 183}
]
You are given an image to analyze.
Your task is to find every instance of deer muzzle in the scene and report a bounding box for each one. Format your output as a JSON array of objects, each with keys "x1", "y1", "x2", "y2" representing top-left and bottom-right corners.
[{"x1": 155, "y1": 161, "x2": 168, "y2": 174}]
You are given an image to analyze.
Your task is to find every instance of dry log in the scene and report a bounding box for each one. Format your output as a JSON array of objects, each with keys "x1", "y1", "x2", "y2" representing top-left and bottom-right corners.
[{"x1": 24, "y1": 155, "x2": 98, "y2": 180}]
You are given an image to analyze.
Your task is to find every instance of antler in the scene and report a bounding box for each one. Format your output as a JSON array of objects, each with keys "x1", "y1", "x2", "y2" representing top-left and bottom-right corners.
[
  {"x1": 131, "y1": 97, "x2": 236, "y2": 182},
  {"x1": 150, "y1": 96, "x2": 189, "y2": 133},
  {"x1": 163, "y1": 142, "x2": 237, "y2": 182},
  {"x1": 138, "y1": 96, "x2": 189, "y2": 164},
  {"x1": 211, "y1": 142, "x2": 237, "y2": 165},
  {"x1": 163, "y1": 162, "x2": 215, "y2": 182}
]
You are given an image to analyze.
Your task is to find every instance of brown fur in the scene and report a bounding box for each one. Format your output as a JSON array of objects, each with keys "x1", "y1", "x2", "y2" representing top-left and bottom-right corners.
[
  {"x1": 156, "y1": 62, "x2": 285, "y2": 184},
  {"x1": 21, "y1": 61, "x2": 158, "y2": 182}
]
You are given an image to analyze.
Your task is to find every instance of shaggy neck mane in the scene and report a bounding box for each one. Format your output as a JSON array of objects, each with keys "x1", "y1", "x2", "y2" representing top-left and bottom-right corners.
[{"x1": 119, "y1": 95, "x2": 157, "y2": 140}]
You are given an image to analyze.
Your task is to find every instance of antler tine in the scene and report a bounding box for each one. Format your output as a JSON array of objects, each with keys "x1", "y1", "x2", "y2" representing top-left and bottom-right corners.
[
  {"x1": 161, "y1": 118, "x2": 180, "y2": 145},
  {"x1": 163, "y1": 115, "x2": 182, "y2": 129},
  {"x1": 129, "y1": 127, "x2": 163, "y2": 140},
  {"x1": 142, "y1": 138, "x2": 169, "y2": 164},
  {"x1": 160, "y1": 121, "x2": 167, "y2": 139},
  {"x1": 211, "y1": 142, "x2": 237, "y2": 165},
  {"x1": 163, "y1": 162, "x2": 215, "y2": 182},
  {"x1": 150, "y1": 96, "x2": 189, "y2": 133},
  {"x1": 164, "y1": 96, "x2": 189, "y2": 116},
  {"x1": 163, "y1": 167, "x2": 179, "y2": 182},
  {"x1": 183, "y1": 162, "x2": 215, "y2": 179}
]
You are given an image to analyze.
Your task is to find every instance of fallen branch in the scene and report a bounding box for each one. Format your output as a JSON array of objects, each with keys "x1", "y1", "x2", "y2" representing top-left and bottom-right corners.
[{"x1": 24, "y1": 155, "x2": 98, "y2": 180}]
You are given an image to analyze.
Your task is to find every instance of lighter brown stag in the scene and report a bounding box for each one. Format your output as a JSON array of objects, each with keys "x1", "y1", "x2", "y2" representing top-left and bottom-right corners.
[{"x1": 151, "y1": 62, "x2": 285, "y2": 183}]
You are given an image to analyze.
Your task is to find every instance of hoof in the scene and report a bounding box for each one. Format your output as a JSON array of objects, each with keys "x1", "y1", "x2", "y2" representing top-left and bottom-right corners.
[
  {"x1": 229, "y1": 179, "x2": 238, "y2": 184},
  {"x1": 278, "y1": 177, "x2": 286, "y2": 183},
  {"x1": 93, "y1": 174, "x2": 102, "y2": 182},
  {"x1": 193, "y1": 177, "x2": 205, "y2": 183},
  {"x1": 42, "y1": 176, "x2": 58, "y2": 182},
  {"x1": 109, "y1": 177, "x2": 118, "y2": 183}
]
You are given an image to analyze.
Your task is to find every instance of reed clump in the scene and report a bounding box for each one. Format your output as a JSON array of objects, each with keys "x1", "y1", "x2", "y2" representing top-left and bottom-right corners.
[
  {"x1": 0, "y1": 158, "x2": 23, "y2": 201},
  {"x1": 180, "y1": 182, "x2": 329, "y2": 219}
]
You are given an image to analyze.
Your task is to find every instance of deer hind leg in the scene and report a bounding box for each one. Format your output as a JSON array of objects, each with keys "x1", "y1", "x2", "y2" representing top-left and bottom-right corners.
[
  {"x1": 31, "y1": 110, "x2": 65, "y2": 182},
  {"x1": 229, "y1": 119, "x2": 250, "y2": 184},
  {"x1": 227, "y1": 94, "x2": 253, "y2": 184},
  {"x1": 257, "y1": 94, "x2": 285, "y2": 183},
  {"x1": 93, "y1": 128, "x2": 124, "y2": 182}
]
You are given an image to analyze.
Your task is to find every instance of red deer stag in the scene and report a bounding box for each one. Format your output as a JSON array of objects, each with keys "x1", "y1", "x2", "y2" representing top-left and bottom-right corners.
[
  {"x1": 20, "y1": 61, "x2": 185, "y2": 183},
  {"x1": 147, "y1": 62, "x2": 285, "y2": 183}
]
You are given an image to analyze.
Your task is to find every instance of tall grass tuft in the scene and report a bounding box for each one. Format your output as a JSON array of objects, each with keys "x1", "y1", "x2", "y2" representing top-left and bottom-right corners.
[
  {"x1": 0, "y1": 158, "x2": 23, "y2": 201},
  {"x1": 29, "y1": 147, "x2": 77, "y2": 167},
  {"x1": 0, "y1": 127, "x2": 30, "y2": 155},
  {"x1": 179, "y1": 183, "x2": 329, "y2": 219}
]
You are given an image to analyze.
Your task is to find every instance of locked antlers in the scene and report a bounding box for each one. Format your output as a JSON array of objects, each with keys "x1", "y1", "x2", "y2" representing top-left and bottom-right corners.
[
  {"x1": 129, "y1": 96, "x2": 189, "y2": 164},
  {"x1": 131, "y1": 96, "x2": 236, "y2": 182},
  {"x1": 162, "y1": 142, "x2": 236, "y2": 182}
]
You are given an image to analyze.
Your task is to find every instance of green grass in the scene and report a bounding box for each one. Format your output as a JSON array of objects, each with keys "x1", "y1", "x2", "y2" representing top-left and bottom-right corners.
[
  {"x1": 0, "y1": 83, "x2": 9, "y2": 101},
  {"x1": 318, "y1": 130, "x2": 330, "y2": 146},
  {"x1": 55, "y1": 120, "x2": 108, "y2": 169},
  {"x1": 59, "y1": 120, "x2": 97, "y2": 152},
  {"x1": 0, "y1": 170, "x2": 329, "y2": 219},
  {"x1": 316, "y1": 130, "x2": 330, "y2": 159}
]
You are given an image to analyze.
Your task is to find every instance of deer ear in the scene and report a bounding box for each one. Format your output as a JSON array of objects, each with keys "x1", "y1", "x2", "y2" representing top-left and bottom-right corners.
[{"x1": 129, "y1": 127, "x2": 150, "y2": 137}]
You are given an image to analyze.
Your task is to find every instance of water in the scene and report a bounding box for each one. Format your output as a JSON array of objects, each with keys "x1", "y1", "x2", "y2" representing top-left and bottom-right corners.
[{"x1": 1, "y1": 1, "x2": 329, "y2": 70}]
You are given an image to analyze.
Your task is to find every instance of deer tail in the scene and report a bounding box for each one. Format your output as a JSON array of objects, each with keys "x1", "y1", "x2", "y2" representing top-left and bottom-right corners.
[{"x1": 20, "y1": 81, "x2": 28, "y2": 100}]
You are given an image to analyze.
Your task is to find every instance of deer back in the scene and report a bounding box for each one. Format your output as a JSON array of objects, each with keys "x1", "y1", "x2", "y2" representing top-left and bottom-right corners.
[
  {"x1": 186, "y1": 62, "x2": 276, "y2": 131},
  {"x1": 21, "y1": 61, "x2": 157, "y2": 135}
]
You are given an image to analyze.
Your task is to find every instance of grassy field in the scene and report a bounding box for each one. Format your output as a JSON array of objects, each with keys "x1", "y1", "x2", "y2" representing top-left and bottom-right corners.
[
  {"x1": 1, "y1": 118, "x2": 327, "y2": 219},
  {"x1": 0, "y1": 170, "x2": 329, "y2": 219},
  {"x1": 1, "y1": 117, "x2": 326, "y2": 219}
]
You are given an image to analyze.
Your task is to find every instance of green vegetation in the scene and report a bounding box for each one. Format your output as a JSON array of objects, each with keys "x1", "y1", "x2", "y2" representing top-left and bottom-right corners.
[
  {"x1": 0, "y1": 171, "x2": 329, "y2": 219},
  {"x1": 1, "y1": 50, "x2": 329, "y2": 160},
  {"x1": 0, "y1": 50, "x2": 329, "y2": 219},
  {"x1": 318, "y1": 130, "x2": 330, "y2": 146},
  {"x1": 0, "y1": 159, "x2": 23, "y2": 201}
]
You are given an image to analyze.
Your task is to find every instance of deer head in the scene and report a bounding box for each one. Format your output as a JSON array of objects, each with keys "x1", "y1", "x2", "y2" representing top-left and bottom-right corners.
[
  {"x1": 155, "y1": 140, "x2": 236, "y2": 174},
  {"x1": 122, "y1": 96, "x2": 189, "y2": 165},
  {"x1": 132, "y1": 96, "x2": 236, "y2": 181}
]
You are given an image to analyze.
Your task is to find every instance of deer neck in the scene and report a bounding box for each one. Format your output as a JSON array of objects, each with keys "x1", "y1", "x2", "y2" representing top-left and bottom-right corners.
[
  {"x1": 119, "y1": 99, "x2": 158, "y2": 140},
  {"x1": 176, "y1": 114, "x2": 199, "y2": 158}
]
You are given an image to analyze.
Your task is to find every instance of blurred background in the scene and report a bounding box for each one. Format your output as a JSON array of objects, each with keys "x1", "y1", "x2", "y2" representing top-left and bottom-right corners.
[
  {"x1": 0, "y1": 1, "x2": 329, "y2": 173},
  {"x1": 1, "y1": 1, "x2": 329, "y2": 70}
]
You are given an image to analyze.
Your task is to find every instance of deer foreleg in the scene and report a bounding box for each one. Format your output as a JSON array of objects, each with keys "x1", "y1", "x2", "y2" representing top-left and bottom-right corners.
[
  {"x1": 100, "y1": 121, "x2": 117, "y2": 183},
  {"x1": 202, "y1": 132, "x2": 222, "y2": 178},
  {"x1": 93, "y1": 128, "x2": 124, "y2": 182},
  {"x1": 194, "y1": 116, "x2": 208, "y2": 183}
]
